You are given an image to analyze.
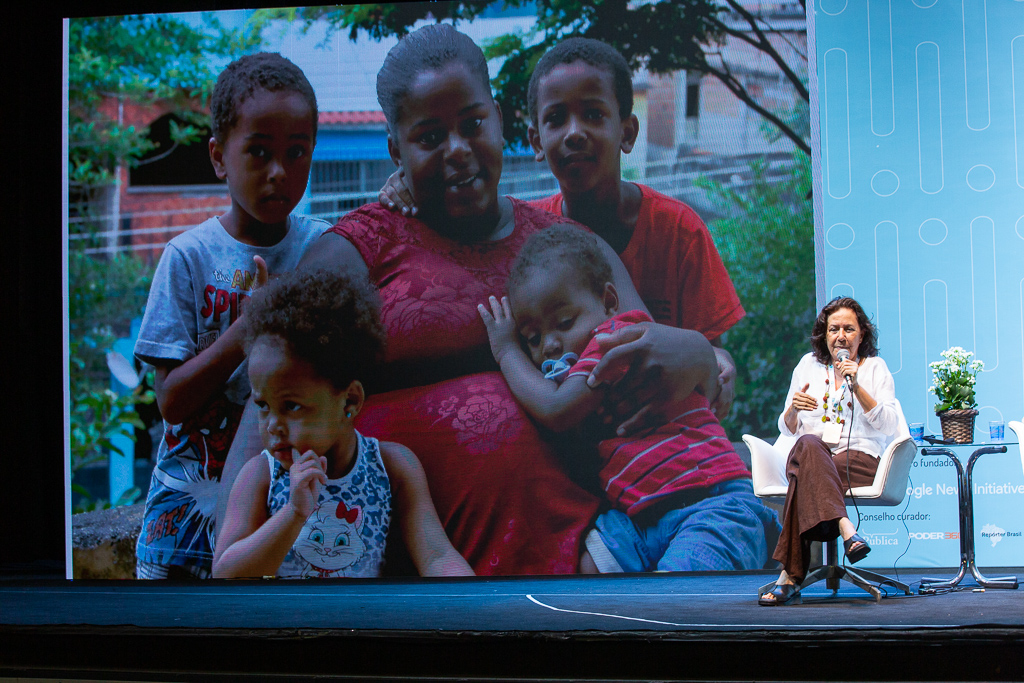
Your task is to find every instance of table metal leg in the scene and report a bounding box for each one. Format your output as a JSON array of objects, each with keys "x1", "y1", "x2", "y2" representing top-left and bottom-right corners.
[
  {"x1": 966, "y1": 447, "x2": 1018, "y2": 589},
  {"x1": 920, "y1": 448, "x2": 969, "y2": 590}
]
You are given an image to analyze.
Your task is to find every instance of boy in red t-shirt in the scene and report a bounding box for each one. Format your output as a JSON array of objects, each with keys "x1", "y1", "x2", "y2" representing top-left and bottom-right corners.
[{"x1": 478, "y1": 225, "x2": 776, "y2": 572}]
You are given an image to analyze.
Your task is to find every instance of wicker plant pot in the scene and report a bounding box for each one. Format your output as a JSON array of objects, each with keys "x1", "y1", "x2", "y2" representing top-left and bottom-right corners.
[{"x1": 937, "y1": 408, "x2": 979, "y2": 444}]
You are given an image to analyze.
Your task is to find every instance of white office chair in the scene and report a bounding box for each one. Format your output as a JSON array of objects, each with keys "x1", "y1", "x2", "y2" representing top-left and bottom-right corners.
[{"x1": 742, "y1": 399, "x2": 916, "y2": 602}]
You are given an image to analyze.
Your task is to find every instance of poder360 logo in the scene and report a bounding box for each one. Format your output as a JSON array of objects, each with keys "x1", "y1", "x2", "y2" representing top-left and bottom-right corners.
[{"x1": 907, "y1": 531, "x2": 960, "y2": 540}]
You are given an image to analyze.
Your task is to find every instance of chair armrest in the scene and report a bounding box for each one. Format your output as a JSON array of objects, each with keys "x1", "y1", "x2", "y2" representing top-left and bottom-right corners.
[
  {"x1": 848, "y1": 397, "x2": 916, "y2": 505},
  {"x1": 1008, "y1": 420, "x2": 1024, "y2": 477},
  {"x1": 861, "y1": 434, "x2": 916, "y2": 506},
  {"x1": 743, "y1": 434, "x2": 789, "y2": 496}
]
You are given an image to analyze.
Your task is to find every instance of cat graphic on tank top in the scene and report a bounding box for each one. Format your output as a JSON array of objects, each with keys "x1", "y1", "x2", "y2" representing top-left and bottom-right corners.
[{"x1": 294, "y1": 500, "x2": 367, "y2": 577}]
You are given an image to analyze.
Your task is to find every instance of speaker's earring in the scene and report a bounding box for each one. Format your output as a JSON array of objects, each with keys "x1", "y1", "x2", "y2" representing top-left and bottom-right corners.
[{"x1": 346, "y1": 411, "x2": 352, "y2": 419}]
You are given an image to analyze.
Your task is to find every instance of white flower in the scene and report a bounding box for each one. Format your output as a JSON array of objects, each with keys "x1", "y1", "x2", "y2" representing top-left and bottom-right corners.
[{"x1": 931, "y1": 346, "x2": 984, "y2": 411}]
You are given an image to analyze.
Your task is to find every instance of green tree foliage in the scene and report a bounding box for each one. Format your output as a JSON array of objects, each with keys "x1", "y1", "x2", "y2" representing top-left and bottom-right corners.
[
  {"x1": 68, "y1": 252, "x2": 156, "y2": 510},
  {"x1": 68, "y1": 251, "x2": 154, "y2": 381},
  {"x1": 69, "y1": 341, "x2": 154, "y2": 513},
  {"x1": 68, "y1": 14, "x2": 258, "y2": 194},
  {"x1": 250, "y1": 0, "x2": 808, "y2": 152},
  {"x1": 700, "y1": 154, "x2": 816, "y2": 439}
]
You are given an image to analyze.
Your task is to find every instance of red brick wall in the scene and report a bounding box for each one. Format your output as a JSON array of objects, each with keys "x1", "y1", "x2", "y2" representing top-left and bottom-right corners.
[
  {"x1": 118, "y1": 169, "x2": 229, "y2": 264},
  {"x1": 98, "y1": 97, "x2": 229, "y2": 263}
]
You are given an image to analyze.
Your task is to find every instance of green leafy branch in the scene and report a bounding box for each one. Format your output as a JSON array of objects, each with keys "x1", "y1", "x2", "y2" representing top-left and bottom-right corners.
[
  {"x1": 69, "y1": 14, "x2": 263, "y2": 191},
  {"x1": 697, "y1": 153, "x2": 815, "y2": 438},
  {"x1": 69, "y1": 342, "x2": 155, "y2": 513}
]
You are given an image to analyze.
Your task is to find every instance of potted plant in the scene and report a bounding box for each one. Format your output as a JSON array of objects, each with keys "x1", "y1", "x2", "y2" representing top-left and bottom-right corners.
[{"x1": 929, "y1": 346, "x2": 985, "y2": 443}]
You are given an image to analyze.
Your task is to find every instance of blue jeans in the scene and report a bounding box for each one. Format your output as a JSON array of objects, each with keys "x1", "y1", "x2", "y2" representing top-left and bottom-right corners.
[{"x1": 592, "y1": 479, "x2": 781, "y2": 572}]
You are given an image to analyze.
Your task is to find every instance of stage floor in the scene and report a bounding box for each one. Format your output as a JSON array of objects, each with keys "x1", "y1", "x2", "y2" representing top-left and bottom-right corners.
[{"x1": 3, "y1": 569, "x2": 1024, "y2": 681}]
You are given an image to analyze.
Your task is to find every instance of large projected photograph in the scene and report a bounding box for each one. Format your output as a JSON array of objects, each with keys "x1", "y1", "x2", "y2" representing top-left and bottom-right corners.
[{"x1": 67, "y1": 2, "x2": 815, "y2": 580}]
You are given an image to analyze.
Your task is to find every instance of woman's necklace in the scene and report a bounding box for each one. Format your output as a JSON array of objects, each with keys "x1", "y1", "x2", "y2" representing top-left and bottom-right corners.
[{"x1": 821, "y1": 366, "x2": 854, "y2": 424}]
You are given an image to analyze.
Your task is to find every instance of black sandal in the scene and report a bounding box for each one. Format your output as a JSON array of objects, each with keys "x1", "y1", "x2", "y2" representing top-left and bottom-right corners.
[
  {"x1": 844, "y1": 533, "x2": 871, "y2": 564},
  {"x1": 759, "y1": 582, "x2": 802, "y2": 606}
]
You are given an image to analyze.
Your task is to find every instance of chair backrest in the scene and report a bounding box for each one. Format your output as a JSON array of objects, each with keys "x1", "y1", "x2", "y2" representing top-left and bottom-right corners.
[
  {"x1": 1008, "y1": 420, "x2": 1024, "y2": 477},
  {"x1": 851, "y1": 398, "x2": 916, "y2": 506}
]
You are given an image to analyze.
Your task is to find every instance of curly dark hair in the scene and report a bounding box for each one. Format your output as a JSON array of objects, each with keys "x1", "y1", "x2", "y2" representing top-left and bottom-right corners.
[
  {"x1": 508, "y1": 224, "x2": 612, "y2": 301},
  {"x1": 528, "y1": 37, "x2": 633, "y2": 125},
  {"x1": 210, "y1": 52, "x2": 318, "y2": 142},
  {"x1": 810, "y1": 297, "x2": 878, "y2": 365},
  {"x1": 245, "y1": 269, "x2": 386, "y2": 391},
  {"x1": 376, "y1": 24, "x2": 490, "y2": 132}
]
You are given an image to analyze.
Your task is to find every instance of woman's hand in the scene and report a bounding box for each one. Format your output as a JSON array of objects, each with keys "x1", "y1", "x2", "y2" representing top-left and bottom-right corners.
[
  {"x1": 836, "y1": 357, "x2": 859, "y2": 388},
  {"x1": 838, "y1": 359, "x2": 880, "y2": 412},
  {"x1": 586, "y1": 323, "x2": 718, "y2": 436},
  {"x1": 477, "y1": 295, "x2": 519, "y2": 364},
  {"x1": 784, "y1": 383, "x2": 817, "y2": 433},
  {"x1": 378, "y1": 167, "x2": 417, "y2": 216},
  {"x1": 286, "y1": 449, "x2": 327, "y2": 521},
  {"x1": 789, "y1": 383, "x2": 818, "y2": 413}
]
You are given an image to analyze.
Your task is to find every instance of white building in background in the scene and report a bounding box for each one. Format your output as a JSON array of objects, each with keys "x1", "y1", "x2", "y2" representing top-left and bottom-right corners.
[
  {"x1": 635, "y1": 2, "x2": 807, "y2": 217},
  {"x1": 642, "y1": 2, "x2": 807, "y2": 167}
]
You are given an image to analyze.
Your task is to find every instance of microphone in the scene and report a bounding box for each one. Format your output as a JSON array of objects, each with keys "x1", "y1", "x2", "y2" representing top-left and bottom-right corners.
[{"x1": 836, "y1": 348, "x2": 853, "y2": 384}]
